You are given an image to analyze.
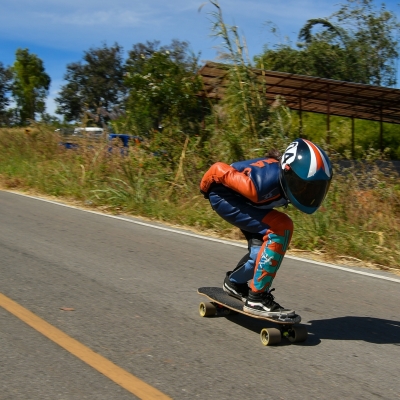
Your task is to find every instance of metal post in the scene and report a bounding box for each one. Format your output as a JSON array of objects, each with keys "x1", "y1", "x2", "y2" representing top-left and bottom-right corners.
[
  {"x1": 380, "y1": 106, "x2": 383, "y2": 154},
  {"x1": 326, "y1": 85, "x2": 331, "y2": 144},
  {"x1": 351, "y1": 117, "x2": 355, "y2": 159},
  {"x1": 299, "y1": 96, "x2": 303, "y2": 137},
  {"x1": 201, "y1": 97, "x2": 205, "y2": 130}
]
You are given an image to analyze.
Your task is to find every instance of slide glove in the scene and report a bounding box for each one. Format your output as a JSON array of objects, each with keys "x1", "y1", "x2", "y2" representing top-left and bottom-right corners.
[{"x1": 200, "y1": 189, "x2": 209, "y2": 199}]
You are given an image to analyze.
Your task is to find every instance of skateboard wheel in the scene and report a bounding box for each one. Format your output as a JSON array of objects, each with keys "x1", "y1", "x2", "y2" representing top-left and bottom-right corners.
[
  {"x1": 199, "y1": 301, "x2": 217, "y2": 317},
  {"x1": 287, "y1": 325, "x2": 308, "y2": 343},
  {"x1": 260, "y1": 328, "x2": 281, "y2": 346}
]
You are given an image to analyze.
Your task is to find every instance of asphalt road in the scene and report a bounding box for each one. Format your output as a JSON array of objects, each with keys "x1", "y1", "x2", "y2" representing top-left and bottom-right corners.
[{"x1": 0, "y1": 190, "x2": 399, "y2": 400}]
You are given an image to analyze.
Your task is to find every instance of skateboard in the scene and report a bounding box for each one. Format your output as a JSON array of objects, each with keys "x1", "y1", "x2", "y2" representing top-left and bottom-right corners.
[{"x1": 197, "y1": 287, "x2": 308, "y2": 346}]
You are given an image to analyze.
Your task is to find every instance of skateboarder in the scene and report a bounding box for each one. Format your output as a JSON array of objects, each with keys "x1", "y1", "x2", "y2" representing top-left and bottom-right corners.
[{"x1": 200, "y1": 138, "x2": 332, "y2": 318}]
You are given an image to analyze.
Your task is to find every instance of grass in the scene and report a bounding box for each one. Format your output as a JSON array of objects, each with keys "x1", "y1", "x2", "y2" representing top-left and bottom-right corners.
[{"x1": 0, "y1": 126, "x2": 399, "y2": 274}]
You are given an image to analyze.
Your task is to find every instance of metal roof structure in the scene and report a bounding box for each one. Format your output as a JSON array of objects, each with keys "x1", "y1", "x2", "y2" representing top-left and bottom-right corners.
[{"x1": 198, "y1": 61, "x2": 400, "y2": 125}]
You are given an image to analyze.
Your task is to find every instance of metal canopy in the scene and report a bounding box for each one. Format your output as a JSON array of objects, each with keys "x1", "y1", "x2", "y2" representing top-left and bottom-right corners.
[{"x1": 198, "y1": 61, "x2": 400, "y2": 124}]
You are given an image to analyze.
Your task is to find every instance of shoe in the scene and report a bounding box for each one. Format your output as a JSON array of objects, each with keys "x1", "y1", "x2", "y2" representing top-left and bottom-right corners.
[
  {"x1": 223, "y1": 271, "x2": 249, "y2": 302},
  {"x1": 243, "y1": 289, "x2": 295, "y2": 318}
]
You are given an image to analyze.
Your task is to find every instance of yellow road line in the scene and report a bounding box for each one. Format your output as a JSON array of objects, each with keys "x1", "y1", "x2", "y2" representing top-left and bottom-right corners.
[{"x1": 0, "y1": 293, "x2": 172, "y2": 400}]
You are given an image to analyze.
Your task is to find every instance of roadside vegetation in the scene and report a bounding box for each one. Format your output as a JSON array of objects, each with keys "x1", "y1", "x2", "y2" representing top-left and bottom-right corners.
[
  {"x1": 0, "y1": 124, "x2": 399, "y2": 272},
  {"x1": 0, "y1": 0, "x2": 399, "y2": 271}
]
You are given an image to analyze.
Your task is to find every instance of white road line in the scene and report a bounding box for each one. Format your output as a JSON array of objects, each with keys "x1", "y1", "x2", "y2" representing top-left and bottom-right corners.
[{"x1": 5, "y1": 191, "x2": 400, "y2": 284}]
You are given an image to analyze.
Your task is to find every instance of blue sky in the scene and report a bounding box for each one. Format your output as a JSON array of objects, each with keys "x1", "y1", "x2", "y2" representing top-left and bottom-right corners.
[{"x1": 1, "y1": 0, "x2": 399, "y2": 115}]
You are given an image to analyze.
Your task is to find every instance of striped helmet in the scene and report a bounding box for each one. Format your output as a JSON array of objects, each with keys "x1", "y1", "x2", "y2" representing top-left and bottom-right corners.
[{"x1": 280, "y1": 138, "x2": 332, "y2": 214}]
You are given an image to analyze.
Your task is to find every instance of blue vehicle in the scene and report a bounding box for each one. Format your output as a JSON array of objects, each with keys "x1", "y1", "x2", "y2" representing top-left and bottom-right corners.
[
  {"x1": 107, "y1": 134, "x2": 143, "y2": 155},
  {"x1": 58, "y1": 130, "x2": 143, "y2": 153}
]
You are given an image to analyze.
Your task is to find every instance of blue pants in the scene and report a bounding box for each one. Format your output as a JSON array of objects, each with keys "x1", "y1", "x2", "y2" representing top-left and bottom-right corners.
[{"x1": 209, "y1": 185, "x2": 293, "y2": 292}]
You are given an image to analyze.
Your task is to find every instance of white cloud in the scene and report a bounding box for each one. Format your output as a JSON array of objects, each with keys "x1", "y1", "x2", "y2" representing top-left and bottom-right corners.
[
  {"x1": 0, "y1": 1, "x2": 205, "y2": 52},
  {"x1": 1, "y1": 0, "x2": 202, "y2": 26},
  {"x1": 0, "y1": 0, "x2": 353, "y2": 55},
  {"x1": 34, "y1": 10, "x2": 145, "y2": 27}
]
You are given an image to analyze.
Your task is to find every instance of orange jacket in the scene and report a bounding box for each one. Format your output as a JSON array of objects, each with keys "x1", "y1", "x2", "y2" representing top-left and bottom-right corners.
[{"x1": 200, "y1": 157, "x2": 288, "y2": 206}]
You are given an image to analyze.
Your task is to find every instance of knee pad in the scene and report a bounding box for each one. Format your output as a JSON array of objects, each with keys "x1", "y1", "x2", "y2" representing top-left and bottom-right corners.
[{"x1": 262, "y1": 210, "x2": 293, "y2": 242}]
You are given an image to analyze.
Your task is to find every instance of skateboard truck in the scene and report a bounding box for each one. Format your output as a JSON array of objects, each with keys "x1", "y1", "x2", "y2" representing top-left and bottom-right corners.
[{"x1": 198, "y1": 287, "x2": 308, "y2": 346}]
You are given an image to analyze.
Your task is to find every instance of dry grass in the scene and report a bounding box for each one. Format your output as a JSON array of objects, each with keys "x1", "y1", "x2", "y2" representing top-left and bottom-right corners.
[{"x1": 0, "y1": 126, "x2": 399, "y2": 273}]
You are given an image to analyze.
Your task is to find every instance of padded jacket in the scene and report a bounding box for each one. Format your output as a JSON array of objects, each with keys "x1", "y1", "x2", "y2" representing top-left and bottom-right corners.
[{"x1": 200, "y1": 157, "x2": 288, "y2": 209}]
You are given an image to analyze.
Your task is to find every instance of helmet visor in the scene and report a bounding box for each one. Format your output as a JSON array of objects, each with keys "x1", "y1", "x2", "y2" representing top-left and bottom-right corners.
[{"x1": 284, "y1": 168, "x2": 331, "y2": 208}]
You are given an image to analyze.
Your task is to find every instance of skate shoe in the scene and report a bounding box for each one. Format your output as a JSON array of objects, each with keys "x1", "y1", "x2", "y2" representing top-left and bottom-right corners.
[
  {"x1": 223, "y1": 272, "x2": 249, "y2": 302},
  {"x1": 243, "y1": 289, "x2": 295, "y2": 319}
]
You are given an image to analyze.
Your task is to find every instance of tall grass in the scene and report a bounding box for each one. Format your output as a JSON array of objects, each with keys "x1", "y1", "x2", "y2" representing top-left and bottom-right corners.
[
  {"x1": 290, "y1": 159, "x2": 400, "y2": 269},
  {"x1": 0, "y1": 126, "x2": 399, "y2": 271}
]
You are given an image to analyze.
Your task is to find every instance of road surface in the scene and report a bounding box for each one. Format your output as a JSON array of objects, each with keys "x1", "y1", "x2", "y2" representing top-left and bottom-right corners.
[{"x1": 0, "y1": 190, "x2": 399, "y2": 399}]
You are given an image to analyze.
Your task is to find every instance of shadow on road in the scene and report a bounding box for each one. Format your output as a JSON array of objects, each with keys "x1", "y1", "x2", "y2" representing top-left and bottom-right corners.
[
  {"x1": 307, "y1": 316, "x2": 400, "y2": 345},
  {"x1": 222, "y1": 314, "x2": 400, "y2": 346}
]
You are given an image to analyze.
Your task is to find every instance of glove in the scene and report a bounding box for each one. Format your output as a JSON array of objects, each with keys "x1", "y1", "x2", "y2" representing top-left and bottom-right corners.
[{"x1": 200, "y1": 189, "x2": 209, "y2": 199}]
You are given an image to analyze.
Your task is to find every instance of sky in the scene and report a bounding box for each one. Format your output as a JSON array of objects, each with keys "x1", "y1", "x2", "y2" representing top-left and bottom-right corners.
[{"x1": 1, "y1": 0, "x2": 400, "y2": 116}]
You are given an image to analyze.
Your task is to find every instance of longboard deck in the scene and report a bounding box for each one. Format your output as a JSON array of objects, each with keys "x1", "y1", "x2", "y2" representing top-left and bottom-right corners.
[{"x1": 198, "y1": 286, "x2": 301, "y2": 325}]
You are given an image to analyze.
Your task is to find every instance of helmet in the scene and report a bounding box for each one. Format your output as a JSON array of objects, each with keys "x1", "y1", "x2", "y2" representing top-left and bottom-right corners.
[{"x1": 280, "y1": 138, "x2": 332, "y2": 214}]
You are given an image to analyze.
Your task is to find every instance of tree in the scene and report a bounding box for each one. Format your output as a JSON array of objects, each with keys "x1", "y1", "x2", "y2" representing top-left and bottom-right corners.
[
  {"x1": 55, "y1": 43, "x2": 126, "y2": 125},
  {"x1": 12, "y1": 48, "x2": 51, "y2": 124},
  {"x1": 331, "y1": 0, "x2": 399, "y2": 86},
  {"x1": 255, "y1": 0, "x2": 400, "y2": 87},
  {"x1": 0, "y1": 62, "x2": 13, "y2": 125},
  {"x1": 123, "y1": 40, "x2": 203, "y2": 135}
]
